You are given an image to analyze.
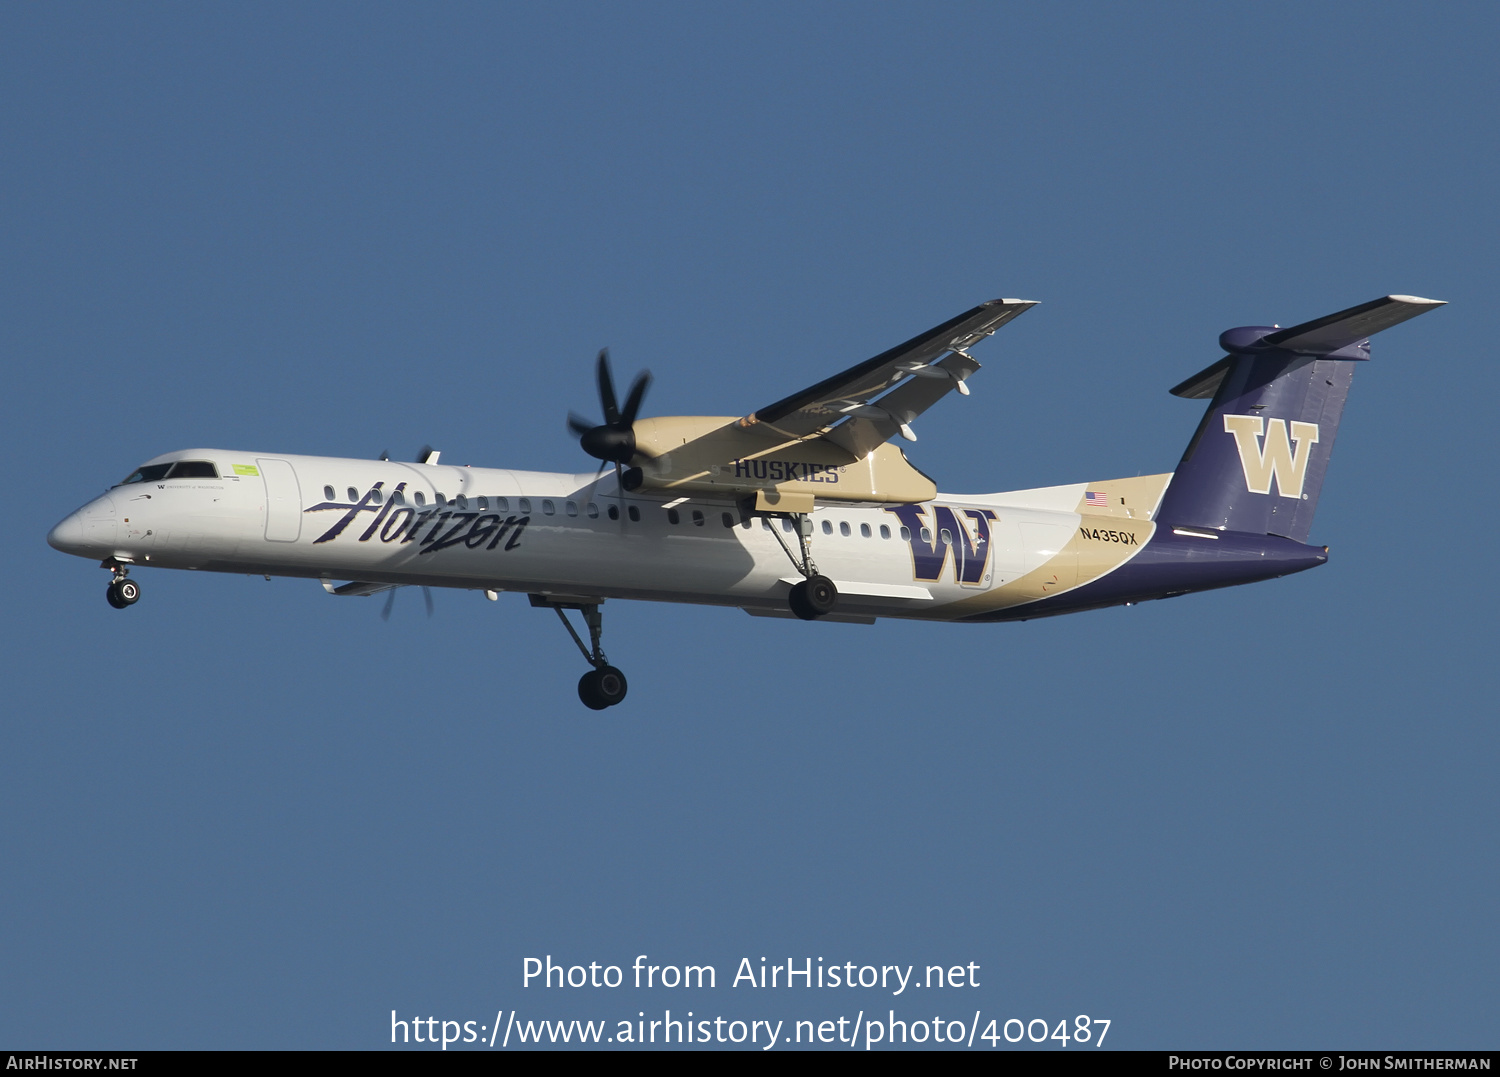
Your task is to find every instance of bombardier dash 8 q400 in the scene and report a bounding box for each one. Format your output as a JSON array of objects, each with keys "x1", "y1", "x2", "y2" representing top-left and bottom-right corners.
[{"x1": 49, "y1": 294, "x2": 1442, "y2": 708}]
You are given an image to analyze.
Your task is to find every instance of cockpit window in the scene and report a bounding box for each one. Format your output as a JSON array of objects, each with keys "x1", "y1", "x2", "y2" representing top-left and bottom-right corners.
[
  {"x1": 117, "y1": 460, "x2": 219, "y2": 485},
  {"x1": 168, "y1": 461, "x2": 219, "y2": 479},
  {"x1": 119, "y1": 464, "x2": 173, "y2": 485}
]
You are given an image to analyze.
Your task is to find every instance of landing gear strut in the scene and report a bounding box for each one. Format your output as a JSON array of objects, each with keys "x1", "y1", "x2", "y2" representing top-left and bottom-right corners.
[
  {"x1": 762, "y1": 511, "x2": 838, "y2": 621},
  {"x1": 104, "y1": 562, "x2": 139, "y2": 609},
  {"x1": 531, "y1": 595, "x2": 628, "y2": 710}
]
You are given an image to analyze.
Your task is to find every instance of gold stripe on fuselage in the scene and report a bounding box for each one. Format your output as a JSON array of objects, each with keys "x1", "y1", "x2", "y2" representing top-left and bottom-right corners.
[{"x1": 931, "y1": 473, "x2": 1170, "y2": 619}]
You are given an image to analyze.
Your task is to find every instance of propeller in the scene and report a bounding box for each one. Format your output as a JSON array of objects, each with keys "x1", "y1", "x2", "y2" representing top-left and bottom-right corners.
[
  {"x1": 568, "y1": 349, "x2": 652, "y2": 467},
  {"x1": 381, "y1": 585, "x2": 435, "y2": 621}
]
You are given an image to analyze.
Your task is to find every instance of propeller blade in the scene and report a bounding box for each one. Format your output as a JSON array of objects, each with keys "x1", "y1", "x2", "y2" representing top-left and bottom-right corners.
[
  {"x1": 620, "y1": 369, "x2": 652, "y2": 425},
  {"x1": 381, "y1": 589, "x2": 396, "y2": 621},
  {"x1": 596, "y1": 349, "x2": 620, "y2": 426},
  {"x1": 570, "y1": 350, "x2": 650, "y2": 466},
  {"x1": 423, "y1": 586, "x2": 435, "y2": 618}
]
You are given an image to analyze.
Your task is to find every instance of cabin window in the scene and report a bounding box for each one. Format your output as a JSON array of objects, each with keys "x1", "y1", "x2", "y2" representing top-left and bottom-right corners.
[
  {"x1": 587, "y1": 503, "x2": 599, "y2": 519},
  {"x1": 860, "y1": 523, "x2": 871, "y2": 538},
  {"x1": 456, "y1": 495, "x2": 468, "y2": 509},
  {"x1": 435, "y1": 492, "x2": 447, "y2": 505},
  {"x1": 940, "y1": 528, "x2": 952, "y2": 545},
  {"x1": 495, "y1": 497, "x2": 509, "y2": 512},
  {"x1": 566, "y1": 500, "x2": 578, "y2": 517},
  {"x1": 761, "y1": 518, "x2": 773, "y2": 531},
  {"x1": 477, "y1": 496, "x2": 488, "y2": 510},
  {"x1": 414, "y1": 492, "x2": 426, "y2": 507},
  {"x1": 919, "y1": 527, "x2": 931, "y2": 544},
  {"x1": 880, "y1": 524, "x2": 891, "y2": 539},
  {"x1": 347, "y1": 487, "x2": 359, "y2": 502},
  {"x1": 821, "y1": 520, "x2": 833, "y2": 535},
  {"x1": 627, "y1": 505, "x2": 640, "y2": 522},
  {"x1": 607, "y1": 504, "x2": 619, "y2": 521},
  {"x1": 692, "y1": 509, "x2": 704, "y2": 526},
  {"x1": 518, "y1": 498, "x2": 531, "y2": 514},
  {"x1": 783, "y1": 519, "x2": 794, "y2": 532},
  {"x1": 667, "y1": 508, "x2": 680, "y2": 525},
  {"x1": 542, "y1": 500, "x2": 555, "y2": 515},
  {"x1": 393, "y1": 491, "x2": 405, "y2": 506},
  {"x1": 324, "y1": 485, "x2": 336, "y2": 501},
  {"x1": 839, "y1": 521, "x2": 851, "y2": 537},
  {"x1": 722, "y1": 512, "x2": 734, "y2": 528},
  {"x1": 370, "y1": 490, "x2": 382, "y2": 505}
]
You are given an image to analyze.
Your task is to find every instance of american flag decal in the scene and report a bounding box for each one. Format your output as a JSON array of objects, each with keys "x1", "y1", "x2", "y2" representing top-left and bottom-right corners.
[{"x1": 1085, "y1": 490, "x2": 1109, "y2": 508}]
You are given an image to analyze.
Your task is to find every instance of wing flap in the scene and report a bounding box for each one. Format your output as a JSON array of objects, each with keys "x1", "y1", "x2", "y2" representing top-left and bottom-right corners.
[
  {"x1": 748, "y1": 298, "x2": 1035, "y2": 439},
  {"x1": 826, "y1": 350, "x2": 982, "y2": 456}
]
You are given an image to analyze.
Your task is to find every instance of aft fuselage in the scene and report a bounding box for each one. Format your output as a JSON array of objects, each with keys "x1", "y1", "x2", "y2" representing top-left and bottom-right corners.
[{"x1": 48, "y1": 449, "x2": 1328, "y2": 622}]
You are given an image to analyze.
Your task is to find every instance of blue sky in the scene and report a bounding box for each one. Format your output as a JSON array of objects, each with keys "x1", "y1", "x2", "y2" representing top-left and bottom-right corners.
[{"x1": 3, "y1": 2, "x2": 1496, "y2": 1049}]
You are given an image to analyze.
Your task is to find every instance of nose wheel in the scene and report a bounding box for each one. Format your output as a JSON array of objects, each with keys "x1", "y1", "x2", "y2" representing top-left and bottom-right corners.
[
  {"x1": 105, "y1": 566, "x2": 140, "y2": 609},
  {"x1": 531, "y1": 595, "x2": 629, "y2": 709},
  {"x1": 578, "y1": 665, "x2": 628, "y2": 710}
]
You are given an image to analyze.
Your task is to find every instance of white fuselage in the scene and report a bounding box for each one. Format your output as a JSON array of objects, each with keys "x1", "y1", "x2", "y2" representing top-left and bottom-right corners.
[{"x1": 50, "y1": 449, "x2": 1153, "y2": 622}]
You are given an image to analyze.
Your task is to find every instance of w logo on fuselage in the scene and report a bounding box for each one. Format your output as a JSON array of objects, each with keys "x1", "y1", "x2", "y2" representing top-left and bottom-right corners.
[
  {"x1": 1222, "y1": 414, "x2": 1320, "y2": 498},
  {"x1": 885, "y1": 505, "x2": 996, "y2": 586}
]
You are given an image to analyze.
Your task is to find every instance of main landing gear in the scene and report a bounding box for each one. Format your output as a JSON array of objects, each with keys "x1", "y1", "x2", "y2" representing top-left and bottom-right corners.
[
  {"x1": 104, "y1": 562, "x2": 139, "y2": 609},
  {"x1": 531, "y1": 595, "x2": 628, "y2": 710},
  {"x1": 762, "y1": 511, "x2": 839, "y2": 621}
]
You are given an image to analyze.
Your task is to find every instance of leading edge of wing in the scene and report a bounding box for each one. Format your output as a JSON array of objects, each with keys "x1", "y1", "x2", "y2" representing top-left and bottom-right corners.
[{"x1": 748, "y1": 298, "x2": 1036, "y2": 437}]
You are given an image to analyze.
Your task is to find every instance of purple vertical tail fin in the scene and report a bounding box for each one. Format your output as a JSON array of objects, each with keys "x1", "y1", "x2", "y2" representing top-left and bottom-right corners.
[{"x1": 1155, "y1": 295, "x2": 1443, "y2": 543}]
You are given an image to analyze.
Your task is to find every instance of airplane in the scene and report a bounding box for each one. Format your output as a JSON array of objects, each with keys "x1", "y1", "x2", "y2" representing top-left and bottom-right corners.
[{"x1": 48, "y1": 293, "x2": 1443, "y2": 709}]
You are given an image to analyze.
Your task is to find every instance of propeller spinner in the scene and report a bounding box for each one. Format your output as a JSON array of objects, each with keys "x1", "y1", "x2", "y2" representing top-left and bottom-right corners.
[{"x1": 568, "y1": 349, "x2": 652, "y2": 466}]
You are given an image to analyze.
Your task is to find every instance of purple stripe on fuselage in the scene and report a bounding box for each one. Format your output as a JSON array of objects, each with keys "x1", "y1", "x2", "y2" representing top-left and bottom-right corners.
[{"x1": 960, "y1": 528, "x2": 1327, "y2": 622}]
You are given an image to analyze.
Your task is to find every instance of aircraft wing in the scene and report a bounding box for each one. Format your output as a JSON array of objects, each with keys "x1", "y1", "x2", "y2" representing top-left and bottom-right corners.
[{"x1": 743, "y1": 298, "x2": 1036, "y2": 445}]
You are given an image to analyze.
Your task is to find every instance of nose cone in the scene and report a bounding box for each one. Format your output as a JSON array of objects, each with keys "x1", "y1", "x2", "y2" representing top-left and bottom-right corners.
[
  {"x1": 48, "y1": 495, "x2": 117, "y2": 558},
  {"x1": 48, "y1": 512, "x2": 87, "y2": 554}
]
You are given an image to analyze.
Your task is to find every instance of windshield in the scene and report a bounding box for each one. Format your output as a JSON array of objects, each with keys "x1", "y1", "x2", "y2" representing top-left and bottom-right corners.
[{"x1": 117, "y1": 460, "x2": 220, "y2": 486}]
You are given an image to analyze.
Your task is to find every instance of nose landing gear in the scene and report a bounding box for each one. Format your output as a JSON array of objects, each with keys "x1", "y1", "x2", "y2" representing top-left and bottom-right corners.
[
  {"x1": 578, "y1": 664, "x2": 628, "y2": 710},
  {"x1": 104, "y1": 563, "x2": 139, "y2": 609},
  {"x1": 530, "y1": 595, "x2": 628, "y2": 710}
]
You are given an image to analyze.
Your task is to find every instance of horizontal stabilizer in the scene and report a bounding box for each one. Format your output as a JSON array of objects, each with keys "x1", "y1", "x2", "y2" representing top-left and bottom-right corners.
[
  {"x1": 1171, "y1": 294, "x2": 1446, "y2": 398},
  {"x1": 1170, "y1": 356, "x2": 1232, "y2": 399},
  {"x1": 1265, "y1": 294, "x2": 1445, "y2": 354}
]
